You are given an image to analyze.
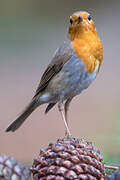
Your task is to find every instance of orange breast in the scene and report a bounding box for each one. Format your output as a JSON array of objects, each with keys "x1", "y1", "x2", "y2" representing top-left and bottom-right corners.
[{"x1": 71, "y1": 31, "x2": 103, "y2": 73}]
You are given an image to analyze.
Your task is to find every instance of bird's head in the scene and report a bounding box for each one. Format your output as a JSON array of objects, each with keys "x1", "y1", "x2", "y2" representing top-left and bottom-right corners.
[{"x1": 68, "y1": 11, "x2": 96, "y2": 40}]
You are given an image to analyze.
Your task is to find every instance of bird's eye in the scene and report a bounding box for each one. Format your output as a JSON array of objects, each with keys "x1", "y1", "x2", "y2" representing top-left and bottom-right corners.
[
  {"x1": 70, "y1": 18, "x2": 73, "y2": 25},
  {"x1": 88, "y1": 15, "x2": 92, "y2": 21}
]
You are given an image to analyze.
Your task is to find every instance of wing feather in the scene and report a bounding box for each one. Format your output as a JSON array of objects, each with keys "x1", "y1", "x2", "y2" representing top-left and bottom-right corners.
[{"x1": 34, "y1": 40, "x2": 73, "y2": 97}]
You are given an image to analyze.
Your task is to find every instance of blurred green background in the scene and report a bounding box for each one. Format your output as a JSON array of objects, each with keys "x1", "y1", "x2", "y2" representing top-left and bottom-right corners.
[{"x1": 0, "y1": 0, "x2": 120, "y2": 165}]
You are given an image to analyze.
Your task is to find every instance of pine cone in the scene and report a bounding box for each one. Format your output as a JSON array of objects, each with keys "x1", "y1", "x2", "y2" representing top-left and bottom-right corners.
[
  {"x1": 31, "y1": 137, "x2": 105, "y2": 180},
  {"x1": 0, "y1": 155, "x2": 30, "y2": 180}
]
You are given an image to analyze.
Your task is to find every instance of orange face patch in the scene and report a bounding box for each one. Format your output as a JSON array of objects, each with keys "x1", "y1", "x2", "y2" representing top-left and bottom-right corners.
[{"x1": 68, "y1": 11, "x2": 103, "y2": 73}]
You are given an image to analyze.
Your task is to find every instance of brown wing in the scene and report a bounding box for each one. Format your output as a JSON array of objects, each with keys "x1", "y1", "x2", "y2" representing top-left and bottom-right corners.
[{"x1": 34, "y1": 40, "x2": 73, "y2": 97}]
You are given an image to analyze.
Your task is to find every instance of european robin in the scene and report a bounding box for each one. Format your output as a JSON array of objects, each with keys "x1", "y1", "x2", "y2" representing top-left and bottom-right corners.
[{"x1": 6, "y1": 11, "x2": 103, "y2": 138}]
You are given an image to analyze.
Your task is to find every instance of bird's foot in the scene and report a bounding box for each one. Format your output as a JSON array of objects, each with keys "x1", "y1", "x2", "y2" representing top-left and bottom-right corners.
[{"x1": 65, "y1": 131, "x2": 72, "y2": 139}]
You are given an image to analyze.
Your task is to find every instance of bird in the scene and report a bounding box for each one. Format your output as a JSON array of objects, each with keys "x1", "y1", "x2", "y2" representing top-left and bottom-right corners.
[{"x1": 6, "y1": 11, "x2": 103, "y2": 138}]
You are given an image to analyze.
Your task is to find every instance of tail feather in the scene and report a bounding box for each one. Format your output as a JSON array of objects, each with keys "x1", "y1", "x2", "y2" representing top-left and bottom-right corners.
[{"x1": 6, "y1": 99, "x2": 38, "y2": 132}]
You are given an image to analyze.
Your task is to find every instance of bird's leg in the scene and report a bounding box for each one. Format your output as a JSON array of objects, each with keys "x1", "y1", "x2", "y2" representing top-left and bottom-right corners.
[
  {"x1": 64, "y1": 98, "x2": 73, "y2": 137},
  {"x1": 58, "y1": 101, "x2": 71, "y2": 138}
]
